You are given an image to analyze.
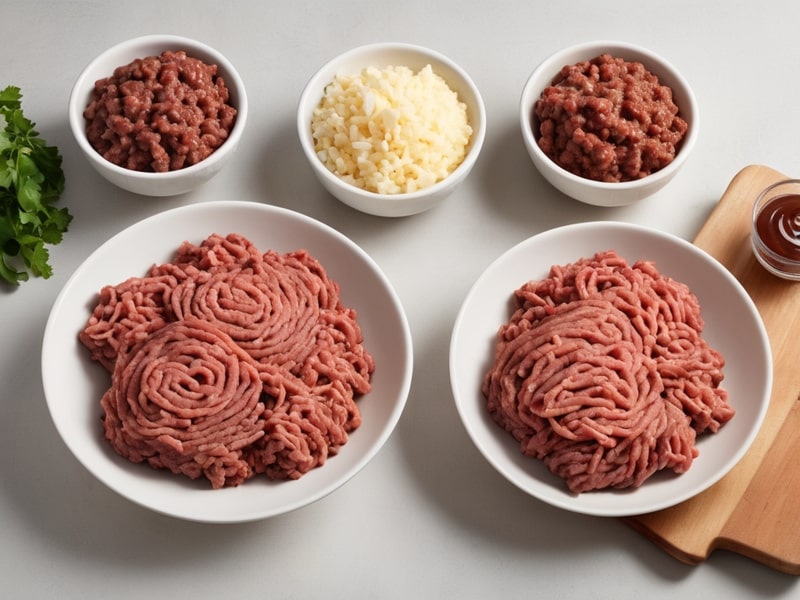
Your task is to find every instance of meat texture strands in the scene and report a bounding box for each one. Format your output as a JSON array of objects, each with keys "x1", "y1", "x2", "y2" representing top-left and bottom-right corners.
[
  {"x1": 482, "y1": 250, "x2": 733, "y2": 494},
  {"x1": 79, "y1": 233, "x2": 374, "y2": 488}
]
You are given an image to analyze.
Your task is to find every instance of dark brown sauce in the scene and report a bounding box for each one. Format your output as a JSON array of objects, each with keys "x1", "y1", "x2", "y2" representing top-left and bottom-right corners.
[{"x1": 755, "y1": 193, "x2": 800, "y2": 260}]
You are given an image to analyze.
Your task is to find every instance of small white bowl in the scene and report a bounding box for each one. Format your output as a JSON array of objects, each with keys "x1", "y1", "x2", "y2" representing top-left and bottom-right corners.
[
  {"x1": 519, "y1": 40, "x2": 698, "y2": 207},
  {"x1": 297, "y1": 42, "x2": 486, "y2": 217},
  {"x1": 69, "y1": 34, "x2": 248, "y2": 197}
]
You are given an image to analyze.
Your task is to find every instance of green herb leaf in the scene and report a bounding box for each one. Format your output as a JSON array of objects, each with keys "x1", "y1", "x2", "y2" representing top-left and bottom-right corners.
[{"x1": 0, "y1": 85, "x2": 71, "y2": 285}]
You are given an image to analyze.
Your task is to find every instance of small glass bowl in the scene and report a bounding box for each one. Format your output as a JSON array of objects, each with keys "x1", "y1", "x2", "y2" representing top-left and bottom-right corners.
[{"x1": 751, "y1": 179, "x2": 800, "y2": 281}]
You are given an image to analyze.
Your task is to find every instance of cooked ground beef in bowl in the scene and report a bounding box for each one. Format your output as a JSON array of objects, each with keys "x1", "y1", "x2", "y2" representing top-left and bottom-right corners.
[
  {"x1": 84, "y1": 50, "x2": 237, "y2": 172},
  {"x1": 534, "y1": 53, "x2": 688, "y2": 183}
]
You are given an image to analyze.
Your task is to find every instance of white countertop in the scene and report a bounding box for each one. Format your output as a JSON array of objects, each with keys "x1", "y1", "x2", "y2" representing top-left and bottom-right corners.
[{"x1": 2, "y1": 1, "x2": 799, "y2": 598}]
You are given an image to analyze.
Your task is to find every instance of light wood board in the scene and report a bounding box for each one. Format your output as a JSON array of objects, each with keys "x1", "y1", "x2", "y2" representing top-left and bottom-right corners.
[{"x1": 622, "y1": 164, "x2": 800, "y2": 575}]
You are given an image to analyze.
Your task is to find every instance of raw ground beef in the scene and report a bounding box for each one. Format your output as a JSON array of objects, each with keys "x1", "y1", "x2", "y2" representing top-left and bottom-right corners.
[{"x1": 482, "y1": 250, "x2": 733, "y2": 493}]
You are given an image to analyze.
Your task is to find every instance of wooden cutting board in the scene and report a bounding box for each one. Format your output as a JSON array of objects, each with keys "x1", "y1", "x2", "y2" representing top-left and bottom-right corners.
[{"x1": 622, "y1": 164, "x2": 800, "y2": 575}]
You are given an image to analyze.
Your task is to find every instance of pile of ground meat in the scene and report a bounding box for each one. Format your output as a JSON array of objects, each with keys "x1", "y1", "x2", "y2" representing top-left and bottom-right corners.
[
  {"x1": 84, "y1": 50, "x2": 237, "y2": 172},
  {"x1": 482, "y1": 250, "x2": 733, "y2": 494},
  {"x1": 534, "y1": 54, "x2": 688, "y2": 183},
  {"x1": 79, "y1": 233, "x2": 374, "y2": 488}
]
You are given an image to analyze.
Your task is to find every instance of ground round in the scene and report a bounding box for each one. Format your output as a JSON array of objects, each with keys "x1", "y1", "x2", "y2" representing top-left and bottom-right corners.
[{"x1": 450, "y1": 221, "x2": 770, "y2": 517}]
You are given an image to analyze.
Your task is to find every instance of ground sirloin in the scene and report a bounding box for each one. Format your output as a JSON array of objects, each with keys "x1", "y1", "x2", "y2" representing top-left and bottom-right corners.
[{"x1": 311, "y1": 64, "x2": 472, "y2": 194}]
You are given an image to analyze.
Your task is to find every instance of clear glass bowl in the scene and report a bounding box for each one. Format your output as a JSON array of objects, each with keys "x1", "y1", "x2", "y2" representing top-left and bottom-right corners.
[{"x1": 751, "y1": 179, "x2": 800, "y2": 281}]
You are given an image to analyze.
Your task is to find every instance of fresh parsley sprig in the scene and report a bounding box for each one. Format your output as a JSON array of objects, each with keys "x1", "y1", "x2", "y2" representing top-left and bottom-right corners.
[{"x1": 0, "y1": 85, "x2": 72, "y2": 285}]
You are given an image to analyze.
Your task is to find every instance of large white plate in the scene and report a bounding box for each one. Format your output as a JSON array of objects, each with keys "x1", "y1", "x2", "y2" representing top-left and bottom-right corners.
[
  {"x1": 450, "y1": 221, "x2": 772, "y2": 517},
  {"x1": 42, "y1": 201, "x2": 413, "y2": 523}
]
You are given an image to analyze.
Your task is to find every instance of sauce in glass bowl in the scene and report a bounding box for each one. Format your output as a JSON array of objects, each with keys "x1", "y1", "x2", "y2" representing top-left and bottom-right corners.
[{"x1": 752, "y1": 180, "x2": 800, "y2": 280}]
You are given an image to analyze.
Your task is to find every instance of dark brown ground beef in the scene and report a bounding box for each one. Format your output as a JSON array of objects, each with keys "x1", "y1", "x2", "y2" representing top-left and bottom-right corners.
[
  {"x1": 84, "y1": 50, "x2": 237, "y2": 172},
  {"x1": 534, "y1": 53, "x2": 688, "y2": 183}
]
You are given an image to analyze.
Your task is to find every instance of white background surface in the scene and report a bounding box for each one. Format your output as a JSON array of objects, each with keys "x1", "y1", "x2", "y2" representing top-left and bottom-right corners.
[{"x1": 2, "y1": 1, "x2": 798, "y2": 598}]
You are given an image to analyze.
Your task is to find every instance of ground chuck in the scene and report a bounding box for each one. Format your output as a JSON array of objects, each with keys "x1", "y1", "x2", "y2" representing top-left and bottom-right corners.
[{"x1": 79, "y1": 233, "x2": 375, "y2": 488}]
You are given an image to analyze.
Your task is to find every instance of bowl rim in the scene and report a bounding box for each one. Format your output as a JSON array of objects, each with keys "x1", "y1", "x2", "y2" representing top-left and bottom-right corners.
[
  {"x1": 68, "y1": 33, "x2": 248, "y2": 181},
  {"x1": 519, "y1": 39, "x2": 699, "y2": 191},
  {"x1": 296, "y1": 41, "x2": 487, "y2": 202}
]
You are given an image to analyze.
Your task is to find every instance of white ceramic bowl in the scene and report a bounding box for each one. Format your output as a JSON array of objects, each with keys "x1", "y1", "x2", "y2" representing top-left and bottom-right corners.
[
  {"x1": 297, "y1": 42, "x2": 486, "y2": 217},
  {"x1": 450, "y1": 221, "x2": 771, "y2": 517},
  {"x1": 519, "y1": 40, "x2": 698, "y2": 207},
  {"x1": 42, "y1": 201, "x2": 413, "y2": 523},
  {"x1": 68, "y1": 34, "x2": 248, "y2": 197}
]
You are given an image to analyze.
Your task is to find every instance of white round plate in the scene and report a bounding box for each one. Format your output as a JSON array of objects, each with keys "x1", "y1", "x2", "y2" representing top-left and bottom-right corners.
[
  {"x1": 42, "y1": 201, "x2": 413, "y2": 523},
  {"x1": 450, "y1": 221, "x2": 771, "y2": 517}
]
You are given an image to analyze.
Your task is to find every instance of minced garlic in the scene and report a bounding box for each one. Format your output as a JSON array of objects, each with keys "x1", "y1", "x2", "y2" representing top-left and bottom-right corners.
[{"x1": 311, "y1": 64, "x2": 472, "y2": 194}]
